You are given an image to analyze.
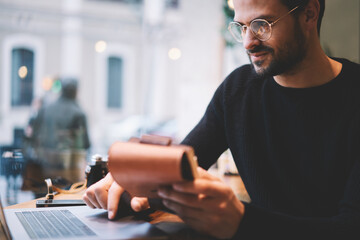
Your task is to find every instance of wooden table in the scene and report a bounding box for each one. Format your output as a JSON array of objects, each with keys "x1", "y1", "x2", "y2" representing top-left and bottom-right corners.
[{"x1": 4, "y1": 175, "x2": 249, "y2": 239}]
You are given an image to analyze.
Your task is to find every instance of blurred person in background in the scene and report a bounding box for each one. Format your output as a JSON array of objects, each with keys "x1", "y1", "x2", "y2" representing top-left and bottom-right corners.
[{"x1": 26, "y1": 78, "x2": 90, "y2": 187}]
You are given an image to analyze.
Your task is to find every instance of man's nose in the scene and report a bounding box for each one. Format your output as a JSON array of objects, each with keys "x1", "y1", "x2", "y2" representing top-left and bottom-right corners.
[{"x1": 242, "y1": 29, "x2": 261, "y2": 51}]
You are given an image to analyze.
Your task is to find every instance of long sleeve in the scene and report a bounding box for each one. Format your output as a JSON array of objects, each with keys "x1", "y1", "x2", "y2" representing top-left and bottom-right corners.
[
  {"x1": 234, "y1": 157, "x2": 360, "y2": 239},
  {"x1": 181, "y1": 60, "x2": 360, "y2": 239},
  {"x1": 181, "y1": 82, "x2": 229, "y2": 169}
]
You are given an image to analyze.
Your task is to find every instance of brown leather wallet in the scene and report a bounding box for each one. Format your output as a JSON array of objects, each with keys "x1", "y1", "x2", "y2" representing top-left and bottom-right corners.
[{"x1": 108, "y1": 135, "x2": 198, "y2": 199}]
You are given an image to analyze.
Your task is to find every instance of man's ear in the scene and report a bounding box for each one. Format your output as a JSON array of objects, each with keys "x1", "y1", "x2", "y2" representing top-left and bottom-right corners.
[{"x1": 302, "y1": 0, "x2": 320, "y2": 31}]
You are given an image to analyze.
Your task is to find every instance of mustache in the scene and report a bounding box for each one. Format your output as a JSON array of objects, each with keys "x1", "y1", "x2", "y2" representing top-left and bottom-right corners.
[{"x1": 247, "y1": 45, "x2": 274, "y2": 55}]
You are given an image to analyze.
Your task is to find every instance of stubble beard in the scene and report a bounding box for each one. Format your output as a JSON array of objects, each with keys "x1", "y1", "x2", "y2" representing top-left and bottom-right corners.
[{"x1": 249, "y1": 20, "x2": 307, "y2": 78}]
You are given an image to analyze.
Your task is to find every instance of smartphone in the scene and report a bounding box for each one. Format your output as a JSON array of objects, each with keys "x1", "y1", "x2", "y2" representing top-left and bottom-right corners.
[{"x1": 36, "y1": 199, "x2": 86, "y2": 208}]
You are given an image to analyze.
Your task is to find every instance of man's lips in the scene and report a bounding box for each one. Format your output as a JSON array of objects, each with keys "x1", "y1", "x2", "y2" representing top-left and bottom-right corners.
[
  {"x1": 247, "y1": 45, "x2": 273, "y2": 63},
  {"x1": 249, "y1": 51, "x2": 268, "y2": 61}
]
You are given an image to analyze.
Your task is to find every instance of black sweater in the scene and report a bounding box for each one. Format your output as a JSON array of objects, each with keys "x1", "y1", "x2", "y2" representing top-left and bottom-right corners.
[{"x1": 181, "y1": 58, "x2": 360, "y2": 239}]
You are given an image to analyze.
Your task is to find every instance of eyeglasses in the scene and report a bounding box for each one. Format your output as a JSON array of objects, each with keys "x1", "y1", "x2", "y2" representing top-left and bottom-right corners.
[{"x1": 228, "y1": 6, "x2": 299, "y2": 42}]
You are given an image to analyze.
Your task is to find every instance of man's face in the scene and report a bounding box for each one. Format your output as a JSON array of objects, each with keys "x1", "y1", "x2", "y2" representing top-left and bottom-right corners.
[{"x1": 233, "y1": 0, "x2": 307, "y2": 77}]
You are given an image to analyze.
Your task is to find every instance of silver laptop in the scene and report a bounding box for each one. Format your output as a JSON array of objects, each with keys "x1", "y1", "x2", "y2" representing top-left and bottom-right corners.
[{"x1": 0, "y1": 196, "x2": 168, "y2": 240}]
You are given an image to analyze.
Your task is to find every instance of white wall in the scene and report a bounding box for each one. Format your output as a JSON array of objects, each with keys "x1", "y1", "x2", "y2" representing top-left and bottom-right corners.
[
  {"x1": 174, "y1": 0, "x2": 224, "y2": 140},
  {"x1": 320, "y1": 0, "x2": 359, "y2": 63}
]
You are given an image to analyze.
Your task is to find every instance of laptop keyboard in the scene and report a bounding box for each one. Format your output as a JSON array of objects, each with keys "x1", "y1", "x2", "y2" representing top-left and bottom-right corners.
[{"x1": 15, "y1": 209, "x2": 96, "y2": 239}]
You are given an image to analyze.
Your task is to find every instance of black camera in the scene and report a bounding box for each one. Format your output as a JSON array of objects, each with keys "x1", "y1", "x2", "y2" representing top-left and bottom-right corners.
[{"x1": 85, "y1": 154, "x2": 108, "y2": 187}]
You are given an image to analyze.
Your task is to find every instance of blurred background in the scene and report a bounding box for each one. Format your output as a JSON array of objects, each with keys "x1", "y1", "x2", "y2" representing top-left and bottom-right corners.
[{"x1": 0, "y1": 0, "x2": 359, "y2": 206}]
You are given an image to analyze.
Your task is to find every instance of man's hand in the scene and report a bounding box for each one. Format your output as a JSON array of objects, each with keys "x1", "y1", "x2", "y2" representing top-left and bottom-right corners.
[
  {"x1": 82, "y1": 173, "x2": 149, "y2": 219},
  {"x1": 158, "y1": 167, "x2": 245, "y2": 239}
]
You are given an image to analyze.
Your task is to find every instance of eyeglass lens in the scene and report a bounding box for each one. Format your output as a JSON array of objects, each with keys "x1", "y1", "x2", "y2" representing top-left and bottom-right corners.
[
  {"x1": 251, "y1": 20, "x2": 271, "y2": 41},
  {"x1": 228, "y1": 23, "x2": 244, "y2": 42},
  {"x1": 229, "y1": 20, "x2": 272, "y2": 42}
]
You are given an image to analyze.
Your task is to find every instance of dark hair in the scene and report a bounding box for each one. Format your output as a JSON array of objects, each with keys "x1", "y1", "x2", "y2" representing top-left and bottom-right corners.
[
  {"x1": 61, "y1": 78, "x2": 78, "y2": 99},
  {"x1": 280, "y1": 0, "x2": 325, "y2": 36}
]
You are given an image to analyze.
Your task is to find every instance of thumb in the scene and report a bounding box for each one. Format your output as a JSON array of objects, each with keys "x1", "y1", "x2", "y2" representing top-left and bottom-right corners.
[
  {"x1": 131, "y1": 197, "x2": 150, "y2": 212},
  {"x1": 197, "y1": 167, "x2": 220, "y2": 181}
]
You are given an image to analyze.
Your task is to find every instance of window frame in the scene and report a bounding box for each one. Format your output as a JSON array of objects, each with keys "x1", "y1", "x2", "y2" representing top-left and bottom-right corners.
[
  {"x1": 94, "y1": 42, "x2": 136, "y2": 117},
  {"x1": 11, "y1": 47, "x2": 35, "y2": 107},
  {"x1": 107, "y1": 56, "x2": 124, "y2": 109},
  {"x1": 1, "y1": 34, "x2": 45, "y2": 112}
]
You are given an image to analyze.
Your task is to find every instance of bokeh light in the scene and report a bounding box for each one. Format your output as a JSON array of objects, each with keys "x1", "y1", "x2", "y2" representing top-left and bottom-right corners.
[
  {"x1": 227, "y1": 0, "x2": 234, "y2": 10},
  {"x1": 42, "y1": 76, "x2": 53, "y2": 91},
  {"x1": 168, "y1": 47, "x2": 182, "y2": 61},
  {"x1": 18, "y1": 66, "x2": 28, "y2": 79},
  {"x1": 95, "y1": 40, "x2": 107, "y2": 53},
  {"x1": 52, "y1": 79, "x2": 62, "y2": 93}
]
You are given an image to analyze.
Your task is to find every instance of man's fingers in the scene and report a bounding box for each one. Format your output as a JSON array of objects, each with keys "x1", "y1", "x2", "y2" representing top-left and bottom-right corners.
[
  {"x1": 162, "y1": 198, "x2": 202, "y2": 220},
  {"x1": 107, "y1": 182, "x2": 124, "y2": 219},
  {"x1": 131, "y1": 197, "x2": 150, "y2": 212},
  {"x1": 83, "y1": 173, "x2": 115, "y2": 209},
  {"x1": 83, "y1": 188, "x2": 102, "y2": 208},
  {"x1": 196, "y1": 167, "x2": 220, "y2": 181},
  {"x1": 94, "y1": 185, "x2": 109, "y2": 209},
  {"x1": 97, "y1": 173, "x2": 116, "y2": 189},
  {"x1": 173, "y1": 178, "x2": 231, "y2": 197},
  {"x1": 158, "y1": 187, "x2": 211, "y2": 209},
  {"x1": 158, "y1": 185, "x2": 235, "y2": 212},
  {"x1": 82, "y1": 173, "x2": 152, "y2": 219},
  {"x1": 82, "y1": 194, "x2": 96, "y2": 209}
]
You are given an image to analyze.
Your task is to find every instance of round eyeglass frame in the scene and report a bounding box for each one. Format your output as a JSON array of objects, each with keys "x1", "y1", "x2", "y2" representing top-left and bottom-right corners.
[{"x1": 228, "y1": 5, "x2": 299, "y2": 43}]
